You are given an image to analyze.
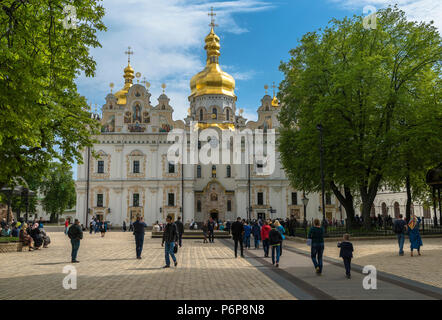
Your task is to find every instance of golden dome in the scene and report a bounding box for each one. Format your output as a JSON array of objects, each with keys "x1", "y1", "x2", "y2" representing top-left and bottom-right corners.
[
  {"x1": 271, "y1": 95, "x2": 279, "y2": 107},
  {"x1": 115, "y1": 63, "x2": 135, "y2": 104},
  {"x1": 189, "y1": 27, "x2": 236, "y2": 99}
]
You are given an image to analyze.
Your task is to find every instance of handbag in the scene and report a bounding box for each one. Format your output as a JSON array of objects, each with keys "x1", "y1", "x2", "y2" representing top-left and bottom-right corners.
[
  {"x1": 306, "y1": 239, "x2": 312, "y2": 247},
  {"x1": 173, "y1": 244, "x2": 178, "y2": 254}
]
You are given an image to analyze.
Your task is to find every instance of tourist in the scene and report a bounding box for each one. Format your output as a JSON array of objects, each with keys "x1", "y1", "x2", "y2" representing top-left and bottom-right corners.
[
  {"x1": 30, "y1": 223, "x2": 43, "y2": 250},
  {"x1": 175, "y1": 216, "x2": 184, "y2": 248},
  {"x1": 11, "y1": 223, "x2": 19, "y2": 237},
  {"x1": 393, "y1": 214, "x2": 407, "y2": 256},
  {"x1": 225, "y1": 220, "x2": 231, "y2": 234},
  {"x1": 67, "y1": 219, "x2": 83, "y2": 263},
  {"x1": 122, "y1": 220, "x2": 127, "y2": 232},
  {"x1": 308, "y1": 218, "x2": 324, "y2": 275},
  {"x1": 231, "y1": 217, "x2": 244, "y2": 258},
  {"x1": 251, "y1": 221, "x2": 261, "y2": 249},
  {"x1": 19, "y1": 223, "x2": 33, "y2": 251},
  {"x1": 40, "y1": 228, "x2": 51, "y2": 248},
  {"x1": 89, "y1": 219, "x2": 94, "y2": 234},
  {"x1": 207, "y1": 217, "x2": 215, "y2": 243},
  {"x1": 408, "y1": 214, "x2": 423, "y2": 257},
  {"x1": 129, "y1": 220, "x2": 134, "y2": 232},
  {"x1": 153, "y1": 221, "x2": 161, "y2": 232},
  {"x1": 337, "y1": 234, "x2": 354, "y2": 279},
  {"x1": 243, "y1": 221, "x2": 251, "y2": 250},
  {"x1": 161, "y1": 215, "x2": 178, "y2": 268},
  {"x1": 289, "y1": 215, "x2": 296, "y2": 236},
  {"x1": 133, "y1": 216, "x2": 147, "y2": 259},
  {"x1": 268, "y1": 223, "x2": 283, "y2": 267},
  {"x1": 99, "y1": 221, "x2": 106, "y2": 237},
  {"x1": 1, "y1": 224, "x2": 10, "y2": 237},
  {"x1": 202, "y1": 222, "x2": 209, "y2": 243},
  {"x1": 64, "y1": 218, "x2": 70, "y2": 235},
  {"x1": 274, "y1": 220, "x2": 285, "y2": 256},
  {"x1": 260, "y1": 220, "x2": 271, "y2": 257}
]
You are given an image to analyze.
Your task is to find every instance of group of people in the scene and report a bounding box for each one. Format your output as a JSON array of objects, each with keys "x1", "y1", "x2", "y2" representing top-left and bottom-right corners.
[
  {"x1": 87, "y1": 218, "x2": 108, "y2": 237},
  {"x1": 0, "y1": 217, "x2": 50, "y2": 251}
]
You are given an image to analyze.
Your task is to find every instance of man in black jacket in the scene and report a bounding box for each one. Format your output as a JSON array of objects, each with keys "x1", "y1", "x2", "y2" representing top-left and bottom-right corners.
[
  {"x1": 231, "y1": 217, "x2": 244, "y2": 258},
  {"x1": 162, "y1": 215, "x2": 178, "y2": 268},
  {"x1": 67, "y1": 219, "x2": 83, "y2": 263},
  {"x1": 133, "y1": 216, "x2": 147, "y2": 259},
  {"x1": 207, "y1": 218, "x2": 215, "y2": 243},
  {"x1": 175, "y1": 216, "x2": 184, "y2": 247}
]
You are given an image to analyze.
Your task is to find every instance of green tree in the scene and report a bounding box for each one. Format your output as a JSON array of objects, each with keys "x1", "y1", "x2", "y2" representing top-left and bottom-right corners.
[
  {"x1": 278, "y1": 6, "x2": 442, "y2": 228},
  {"x1": 41, "y1": 163, "x2": 76, "y2": 222},
  {"x1": 0, "y1": 0, "x2": 105, "y2": 189}
]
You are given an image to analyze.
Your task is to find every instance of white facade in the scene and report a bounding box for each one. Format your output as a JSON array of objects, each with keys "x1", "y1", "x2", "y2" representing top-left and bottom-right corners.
[{"x1": 74, "y1": 27, "x2": 340, "y2": 227}]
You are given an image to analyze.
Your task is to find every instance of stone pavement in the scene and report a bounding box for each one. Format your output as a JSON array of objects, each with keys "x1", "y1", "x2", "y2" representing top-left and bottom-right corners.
[
  {"x1": 0, "y1": 231, "x2": 296, "y2": 300},
  {"x1": 284, "y1": 238, "x2": 442, "y2": 289}
]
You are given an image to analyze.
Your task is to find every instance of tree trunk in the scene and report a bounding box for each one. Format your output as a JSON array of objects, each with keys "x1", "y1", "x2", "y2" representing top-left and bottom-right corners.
[
  {"x1": 405, "y1": 163, "x2": 412, "y2": 222},
  {"x1": 330, "y1": 182, "x2": 355, "y2": 226},
  {"x1": 360, "y1": 173, "x2": 382, "y2": 229}
]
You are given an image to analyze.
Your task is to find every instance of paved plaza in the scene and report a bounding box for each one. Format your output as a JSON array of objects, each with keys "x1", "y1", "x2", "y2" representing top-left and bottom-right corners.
[{"x1": 1, "y1": 231, "x2": 441, "y2": 300}]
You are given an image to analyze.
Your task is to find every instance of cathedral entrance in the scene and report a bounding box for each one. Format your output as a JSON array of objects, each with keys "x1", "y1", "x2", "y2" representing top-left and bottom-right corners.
[{"x1": 210, "y1": 210, "x2": 219, "y2": 221}]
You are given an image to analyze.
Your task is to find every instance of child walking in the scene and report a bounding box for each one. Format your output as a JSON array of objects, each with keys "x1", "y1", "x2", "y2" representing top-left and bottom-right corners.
[{"x1": 337, "y1": 234, "x2": 354, "y2": 279}]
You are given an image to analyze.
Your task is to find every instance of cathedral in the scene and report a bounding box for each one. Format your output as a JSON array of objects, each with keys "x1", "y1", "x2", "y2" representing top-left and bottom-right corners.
[{"x1": 74, "y1": 22, "x2": 342, "y2": 227}]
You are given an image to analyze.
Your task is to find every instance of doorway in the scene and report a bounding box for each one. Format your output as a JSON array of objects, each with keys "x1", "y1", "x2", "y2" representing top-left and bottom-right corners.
[
  {"x1": 257, "y1": 212, "x2": 266, "y2": 220},
  {"x1": 210, "y1": 210, "x2": 219, "y2": 221}
]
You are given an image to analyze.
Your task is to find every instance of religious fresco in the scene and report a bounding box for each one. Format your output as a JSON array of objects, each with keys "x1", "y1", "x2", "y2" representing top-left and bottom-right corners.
[
  {"x1": 124, "y1": 111, "x2": 131, "y2": 123},
  {"x1": 101, "y1": 115, "x2": 115, "y2": 132},
  {"x1": 143, "y1": 112, "x2": 150, "y2": 124},
  {"x1": 128, "y1": 122, "x2": 146, "y2": 132},
  {"x1": 159, "y1": 115, "x2": 172, "y2": 132},
  {"x1": 133, "y1": 104, "x2": 142, "y2": 122}
]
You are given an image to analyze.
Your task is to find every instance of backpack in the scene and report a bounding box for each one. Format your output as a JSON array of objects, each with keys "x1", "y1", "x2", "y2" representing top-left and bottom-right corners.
[{"x1": 393, "y1": 221, "x2": 404, "y2": 234}]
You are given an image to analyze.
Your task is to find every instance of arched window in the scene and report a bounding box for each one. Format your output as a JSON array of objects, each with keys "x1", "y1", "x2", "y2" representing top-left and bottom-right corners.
[
  {"x1": 197, "y1": 165, "x2": 201, "y2": 178},
  {"x1": 381, "y1": 203, "x2": 387, "y2": 216},
  {"x1": 212, "y1": 165, "x2": 216, "y2": 178},
  {"x1": 199, "y1": 109, "x2": 204, "y2": 121},
  {"x1": 212, "y1": 107, "x2": 217, "y2": 119},
  {"x1": 226, "y1": 108, "x2": 230, "y2": 121},
  {"x1": 226, "y1": 165, "x2": 231, "y2": 178}
]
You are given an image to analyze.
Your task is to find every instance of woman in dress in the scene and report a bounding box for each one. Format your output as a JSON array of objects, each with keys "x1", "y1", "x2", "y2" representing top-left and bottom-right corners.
[{"x1": 408, "y1": 214, "x2": 423, "y2": 256}]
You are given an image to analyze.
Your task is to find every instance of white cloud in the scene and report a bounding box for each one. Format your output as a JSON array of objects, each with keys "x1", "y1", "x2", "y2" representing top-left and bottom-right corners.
[
  {"x1": 329, "y1": 0, "x2": 442, "y2": 31},
  {"x1": 76, "y1": 0, "x2": 274, "y2": 120}
]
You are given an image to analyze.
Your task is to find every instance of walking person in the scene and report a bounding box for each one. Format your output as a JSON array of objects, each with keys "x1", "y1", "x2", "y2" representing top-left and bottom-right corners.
[
  {"x1": 393, "y1": 214, "x2": 407, "y2": 256},
  {"x1": 308, "y1": 219, "x2": 324, "y2": 275},
  {"x1": 260, "y1": 220, "x2": 271, "y2": 257},
  {"x1": 408, "y1": 214, "x2": 423, "y2": 257},
  {"x1": 337, "y1": 234, "x2": 354, "y2": 279},
  {"x1": 231, "y1": 217, "x2": 244, "y2": 258},
  {"x1": 268, "y1": 224, "x2": 283, "y2": 267},
  {"x1": 99, "y1": 221, "x2": 106, "y2": 237},
  {"x1": 251, "y1": 221, "x2": 261, "y2": 249},
  {"x1": 67, "y1": 219, "x2": 83, "y2": 263},
  {"x1": 133, "y1": 216, "x2": 147, "y2": 259},
  {"x1": 123, "y1": 220, "x2": 127, "y2": 232},
  {"x1": 175, "y1": 216, "x2": 184, "y2": 247},
  {"x1": 202, "y1": 222, "x2": 209, "y2": 243},
  {"x1": 64, "y1": 218, "x2": 70, "y2": 235},
  {"x1": 243, "y1": 221, "x2": 251, "y2": 250},
  {"x1": 274, "y1": 220, "x2": 285, "y2": 256},
  {"x1": 161, "y1": 215, "x2": 178, "y2": 268},
  {"x1": 89, "y1": 220, "x2": 94, "y2": 234},
  {"x1": 208, "y1": 217, "x2": 215, "y2": 243}
]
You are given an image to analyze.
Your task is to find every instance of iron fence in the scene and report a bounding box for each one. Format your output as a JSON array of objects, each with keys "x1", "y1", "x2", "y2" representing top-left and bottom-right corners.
[{"x1": 292, "y1": 218, "x2": 442, "y2": 238}]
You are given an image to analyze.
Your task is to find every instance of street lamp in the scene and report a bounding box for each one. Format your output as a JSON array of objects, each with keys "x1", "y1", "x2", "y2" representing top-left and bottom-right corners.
[
  {"x1": 316, "y1": 123, "x2": 326, "y2": 228},
  {"x1": 302, "y1": 192, "x2": 309, "y2": 231}
]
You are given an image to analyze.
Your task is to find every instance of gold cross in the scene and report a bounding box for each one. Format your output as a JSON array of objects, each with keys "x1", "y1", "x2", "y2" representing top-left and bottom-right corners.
[
  {"x1": 272, "y1": 82, "x2": 277, "y2": 96},
  {"x1": 125, "y1": 46, "x2": 134, "y2": 64},
  {"x1": 208, "y1": 7, "x2": 218, "y2": 28}
]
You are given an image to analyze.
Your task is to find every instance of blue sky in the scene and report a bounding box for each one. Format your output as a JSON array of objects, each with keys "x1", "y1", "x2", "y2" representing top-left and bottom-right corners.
[{"x1": 73, "y1": 0, "x2": 441, "y2": 179}]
